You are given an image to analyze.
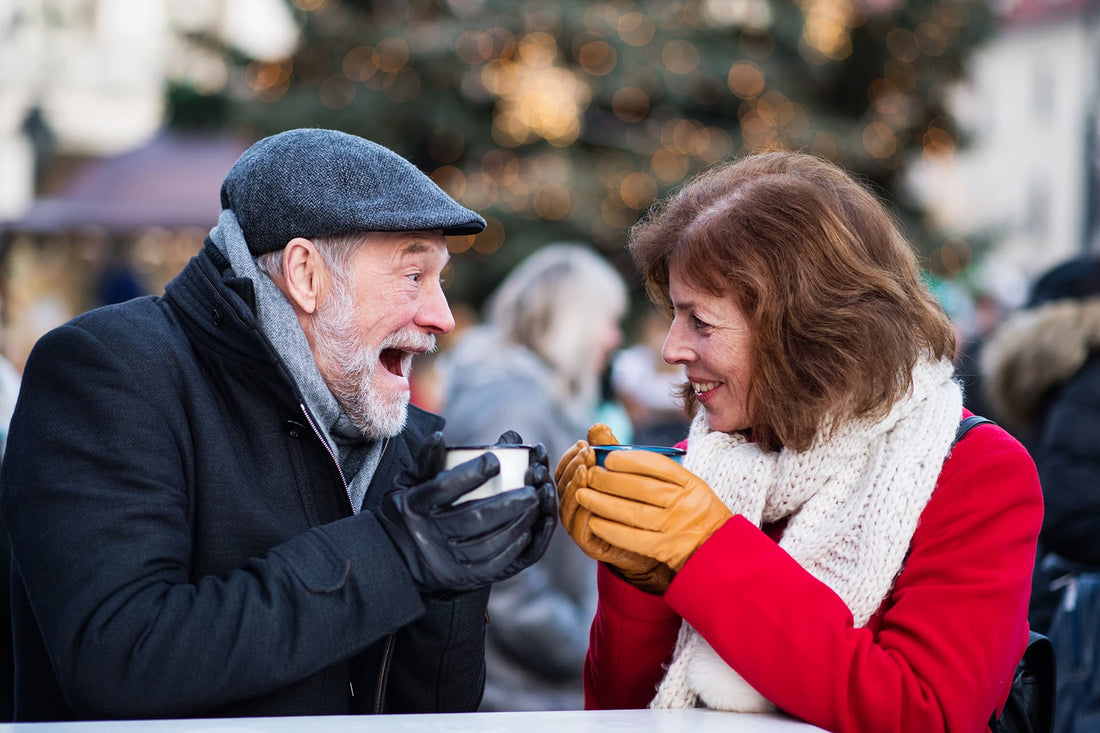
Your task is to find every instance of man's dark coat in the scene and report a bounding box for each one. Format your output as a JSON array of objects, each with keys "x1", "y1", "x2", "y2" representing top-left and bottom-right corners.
[{"x1": 0, "y1": 243, "x2": 488, "y2": 721}]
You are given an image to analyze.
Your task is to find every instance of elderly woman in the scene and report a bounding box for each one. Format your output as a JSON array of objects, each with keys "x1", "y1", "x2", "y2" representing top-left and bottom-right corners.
[{"x1": 555, "y1": 152, "x2": 1042, "y2": 732}]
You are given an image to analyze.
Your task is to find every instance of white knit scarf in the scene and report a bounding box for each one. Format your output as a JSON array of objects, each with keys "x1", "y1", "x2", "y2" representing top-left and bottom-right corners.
[{"x1": 650, "y1": 357, "x2": 962, "y2": 711}]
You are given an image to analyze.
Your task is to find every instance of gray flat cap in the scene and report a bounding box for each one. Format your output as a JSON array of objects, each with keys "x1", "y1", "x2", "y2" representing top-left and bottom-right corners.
[{"x1": 220, "y1": 128, "x2": 486, "y2": 255}]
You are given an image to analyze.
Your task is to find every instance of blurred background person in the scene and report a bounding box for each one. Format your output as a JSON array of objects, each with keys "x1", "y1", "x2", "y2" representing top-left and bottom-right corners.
[
  {"x1": 0, "y1": 292, "x2": 17, "y2": 721},
  {"x1": 954, "y1": 291, "x2": 1005, "y2": 423},
  {"x1": 981, "y1": 254, "x2": 1100, "y2": 733},
  {"x1": 610, "y1": 310, "x2": 691, "y2": 447},
  {"x1": 439, "y1": 243, "x2": 627, "y2": 711}
]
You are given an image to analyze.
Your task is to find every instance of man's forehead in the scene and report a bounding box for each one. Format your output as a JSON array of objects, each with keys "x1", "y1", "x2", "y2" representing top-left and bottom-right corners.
[{"x1": 357, "y1": 230, "x2": 450, "y2": 265}]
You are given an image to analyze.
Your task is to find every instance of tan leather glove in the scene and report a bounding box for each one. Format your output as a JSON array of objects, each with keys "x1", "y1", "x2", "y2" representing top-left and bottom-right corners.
[
  {"x1": 578, "y1": 448, "x2": 732, "y2": 572},
  {"x1": 553, "y1": 423, "x2": 616, "y2": 495},
  {"x1": 554, "y1": 425, "x2": 674, "y2": 594}
]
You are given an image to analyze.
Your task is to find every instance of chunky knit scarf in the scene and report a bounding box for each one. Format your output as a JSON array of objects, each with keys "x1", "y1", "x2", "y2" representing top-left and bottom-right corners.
[{"x1": 650, "y1": 357, "x2": 962, "y2": 711}]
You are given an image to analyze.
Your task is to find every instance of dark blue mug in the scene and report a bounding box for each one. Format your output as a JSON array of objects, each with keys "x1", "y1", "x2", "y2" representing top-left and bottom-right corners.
[{"x1": 592, "y1": 445, "x2": 686, "y2": 467}]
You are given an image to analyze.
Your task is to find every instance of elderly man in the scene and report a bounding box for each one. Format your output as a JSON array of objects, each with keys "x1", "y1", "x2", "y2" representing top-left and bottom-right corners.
[{"x1": 0, "y1": 128, "x2": 556, "y2": 721}]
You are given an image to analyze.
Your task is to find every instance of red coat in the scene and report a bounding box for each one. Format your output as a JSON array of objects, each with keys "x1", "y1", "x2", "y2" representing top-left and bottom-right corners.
[{"x1": 583, "y1": 418, "x2": 1043, "y2": 732}]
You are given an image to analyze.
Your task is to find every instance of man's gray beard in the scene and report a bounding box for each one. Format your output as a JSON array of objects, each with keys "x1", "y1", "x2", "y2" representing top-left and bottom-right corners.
[{"x1": 310, "y1": 277, "x2": 435, "y2": 439}]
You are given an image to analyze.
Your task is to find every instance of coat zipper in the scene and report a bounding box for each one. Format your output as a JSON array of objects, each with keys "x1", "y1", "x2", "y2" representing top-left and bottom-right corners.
[
  {"x1": 298, "y1": 403, "x2": 396, "y2": 709},
  {"x1": 298, "y1": 404, "x2": 353, "y2": 513},
  {"x1": 374, "y1": 633, "x2": 396, "y2": 712},
  {"x1": 372, "y1": 435, "x2": 393, "y2": 712}
]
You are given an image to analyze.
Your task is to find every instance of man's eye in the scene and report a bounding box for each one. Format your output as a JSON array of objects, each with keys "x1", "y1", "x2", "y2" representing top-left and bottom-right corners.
[{"x1": 692, "y1": 315, "x2": 710, "y2": 330}]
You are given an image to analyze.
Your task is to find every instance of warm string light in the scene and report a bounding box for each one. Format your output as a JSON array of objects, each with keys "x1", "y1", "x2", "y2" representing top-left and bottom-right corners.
[{"x1": 240, "y1": 1, "x2": 986, "y2": 266}]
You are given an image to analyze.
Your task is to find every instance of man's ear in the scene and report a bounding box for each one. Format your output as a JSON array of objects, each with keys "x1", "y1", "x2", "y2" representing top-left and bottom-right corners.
[{"x1": 281, "y1": 237, "x2": 326, "y2": 315}]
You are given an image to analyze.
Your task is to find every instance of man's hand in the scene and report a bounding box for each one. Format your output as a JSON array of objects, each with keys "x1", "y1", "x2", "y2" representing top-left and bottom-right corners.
[
  {"x1": 494, "y1": 430, "x2": 558, "y2": 579},
  {"x1": 554, "y1": 424, "x2": 674, "y2": 594},
  {"x1": 577, "y1": 448, "x2": 732, "y2": 572},
  {"x1": 378, "y1": 431, "x2": 554, "y2": 594}
]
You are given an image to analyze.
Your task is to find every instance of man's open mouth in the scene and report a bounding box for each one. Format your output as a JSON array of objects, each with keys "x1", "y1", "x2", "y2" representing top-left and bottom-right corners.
[{"x1": 380, "y1": 348, "x2": 409, "y2": 378}]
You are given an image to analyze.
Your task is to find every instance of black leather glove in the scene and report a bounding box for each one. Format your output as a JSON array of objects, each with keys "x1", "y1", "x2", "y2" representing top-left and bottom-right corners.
[
  {"x1": 378, "y1": 431, "x2": 553, "y2": 593},
  {"x1": 504, "y1": 438, "x2": 557, "y2": 579}
]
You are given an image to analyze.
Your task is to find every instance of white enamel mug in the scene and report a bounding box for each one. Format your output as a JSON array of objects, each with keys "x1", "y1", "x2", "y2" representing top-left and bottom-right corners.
[{"x1": 444, "y1": 445, "x2": 533, "y2": 503}]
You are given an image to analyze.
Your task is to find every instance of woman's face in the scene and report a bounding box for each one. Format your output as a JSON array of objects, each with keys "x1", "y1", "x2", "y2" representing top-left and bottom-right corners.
[{"x1": 661, "y1": 262, "x2": 754, "y2": 434}]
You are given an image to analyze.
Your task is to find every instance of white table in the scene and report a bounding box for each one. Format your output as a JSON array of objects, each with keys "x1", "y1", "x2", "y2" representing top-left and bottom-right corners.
[{"x1": 0, "y1": 709, "x2": 828, "y2": 732}]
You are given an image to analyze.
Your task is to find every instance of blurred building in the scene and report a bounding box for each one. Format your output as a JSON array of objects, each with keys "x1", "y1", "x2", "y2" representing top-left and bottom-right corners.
[
  {"x1": 0, "y1": 0, "x2": 297, "y2": 369},
  {"x1": 909, "y1": 0, "x2": 1100, "y2": 307}
]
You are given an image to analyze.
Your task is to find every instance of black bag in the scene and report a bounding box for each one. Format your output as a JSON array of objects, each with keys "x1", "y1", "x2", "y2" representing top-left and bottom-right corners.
[
  {"x1": 952, "y1": 416, "x2": 1057, "y2": 732},
  {"x1": 989, "y1": 631, "x2": 1056, "y2": 733}
]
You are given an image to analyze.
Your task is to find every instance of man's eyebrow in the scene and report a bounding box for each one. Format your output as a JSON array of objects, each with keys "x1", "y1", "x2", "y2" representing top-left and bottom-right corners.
[
  {"x1": 400, "y1": 241, "x2": 431, "y2": 255},
  {"x1": 398, "y1": 238, "x2": 451, "y2": 266}
]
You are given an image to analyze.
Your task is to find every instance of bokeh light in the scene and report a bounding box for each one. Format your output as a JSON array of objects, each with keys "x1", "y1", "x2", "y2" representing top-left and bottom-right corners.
[
  {"x1": 922, "y1": 119, "x2": 957, "y2": 159},
  {"x1": 651, "y1": 149, "x2": 691, "y2": 183},
  {"x1": 728, "y1": 61, "x2": 766, "y2": 99},
  {"x1": 370, "y1": 38, "x2": 409, "y2": 73},
  {"x1": 485, "y1": 33, "x2": 590, "y2": 147},
  {"x1": 618, "y1": 12, "x2": 657, "y2": 46},
  {"x1": 245, "y1": 59, "x2": 293, "y2": 101},
  {"x1": 472, "y1": 216, "x2": 506, "y2": 254},
  {"x1": 343, "y1": 46, "x2": 376, "y2": 82},
  {"x1": 799, "y1": 0, "x2": 858, "y2": 62},
  {"x1": 886, "y1": 28, "x2": 920, "y2": 63},
  {"x1": 612, "y1": 87, "x2": 650, "y2": 123},
  {"x1": 533, "y1": 184, "x2": 572, "y2": 219},
  {"x1": 431, "y1": 165, "x2": 468, "y2": 199},
  {"x1": 662, "y1": 40, "x2": 700, "y2": 75},
  {"x1": 578, "y1": 40, "x2": 617, "y2": 76},
  {"x1": 862, "y1": 120, "x2": 898, "y2": 160}
]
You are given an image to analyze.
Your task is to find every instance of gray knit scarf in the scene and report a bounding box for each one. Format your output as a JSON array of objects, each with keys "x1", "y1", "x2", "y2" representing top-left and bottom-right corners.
[{"x1": 208, "y1": 209, "x2": 381, "y2": 512}]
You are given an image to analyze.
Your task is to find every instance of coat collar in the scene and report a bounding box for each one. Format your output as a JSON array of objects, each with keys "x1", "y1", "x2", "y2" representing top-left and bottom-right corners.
[{"x1": 982, "y1": 295, "x2": 1100, "y2": 429}]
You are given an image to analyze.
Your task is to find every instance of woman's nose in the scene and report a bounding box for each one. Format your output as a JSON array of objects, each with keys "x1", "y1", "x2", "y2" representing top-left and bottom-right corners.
[{"x1": 661, "y1": 322, "x2": 691, "y2": 365}]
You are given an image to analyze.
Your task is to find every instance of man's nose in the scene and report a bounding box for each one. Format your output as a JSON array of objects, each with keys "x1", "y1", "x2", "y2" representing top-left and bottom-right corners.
[{"x1": 418, "y1": 282, "x2": 455, "y2": 335}]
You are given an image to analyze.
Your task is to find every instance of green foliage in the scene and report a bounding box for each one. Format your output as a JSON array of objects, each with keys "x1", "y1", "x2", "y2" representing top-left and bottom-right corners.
[{"x1": 179, "y1": 0, "x2": 995, "y2": 311}]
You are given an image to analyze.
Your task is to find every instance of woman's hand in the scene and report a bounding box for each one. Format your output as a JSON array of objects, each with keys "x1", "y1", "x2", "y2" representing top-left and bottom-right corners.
[
  {"x1": 554, "y1": 424, "x2": 620, "y2": 533},
  {"x1": 554, "y1": 424, "x2": 674, "y2": 594},
  {"x1": 577, "y1": 449, "x2": 732, "y2": 572}
]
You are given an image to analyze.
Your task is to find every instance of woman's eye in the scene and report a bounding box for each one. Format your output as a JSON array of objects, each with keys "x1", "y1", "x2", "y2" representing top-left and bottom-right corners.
[{"x1": 692, "y1": 315, "x2": 710, "y2": 330}]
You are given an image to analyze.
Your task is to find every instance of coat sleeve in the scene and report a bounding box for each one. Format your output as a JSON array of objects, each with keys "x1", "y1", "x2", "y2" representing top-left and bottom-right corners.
[
  {"x1": 583, "y1": 563, "x2": 682, "y2": 710},
  {"x1": 662, "y1": 425, "x2": 1042, "y2": 732},
  {"x1": 0, "y1": 322, "x2": 426, "y2": 718}
]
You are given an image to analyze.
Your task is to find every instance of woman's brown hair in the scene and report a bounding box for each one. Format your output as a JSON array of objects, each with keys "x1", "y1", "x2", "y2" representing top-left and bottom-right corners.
[{"x1": 629, "y1": 151, "x2": 955, "y2": 451}]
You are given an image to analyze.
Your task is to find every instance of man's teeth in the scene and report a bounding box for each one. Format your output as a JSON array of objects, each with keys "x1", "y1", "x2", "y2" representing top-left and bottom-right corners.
[{"x1": 692, "y1": 381, "x2": 719, "y2": 394}]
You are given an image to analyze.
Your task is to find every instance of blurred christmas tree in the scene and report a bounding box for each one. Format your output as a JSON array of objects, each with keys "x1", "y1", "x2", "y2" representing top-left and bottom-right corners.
[{"x1": 169, "y1": 0, "x2": 994, "y2": 309}]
